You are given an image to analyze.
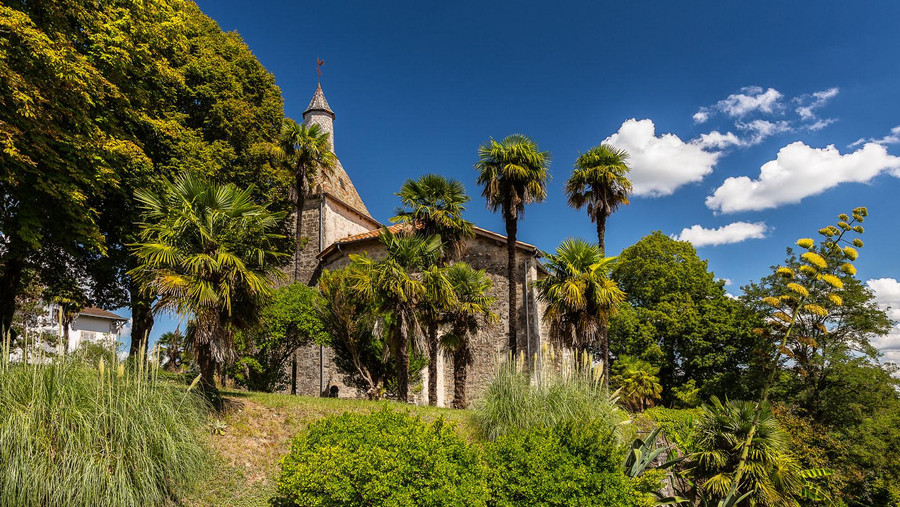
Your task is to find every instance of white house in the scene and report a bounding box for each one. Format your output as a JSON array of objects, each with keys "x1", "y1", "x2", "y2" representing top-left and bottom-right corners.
[{"x1": 25, "y1": 304, "x2": 128, "y2": 352}]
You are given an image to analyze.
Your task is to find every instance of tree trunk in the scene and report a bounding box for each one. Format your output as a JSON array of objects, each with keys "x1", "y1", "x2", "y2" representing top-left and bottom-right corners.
[
  {"x1": 505, "y1": 215, "x2": 518, "y2": 356},
  {"x1": 292, "y1": 178, "x2": 307, "y2": 284},
  {"x1": 196, "y1": 339, "x2": 216, "y2": 391},
  {"x1": 397, "y1": 314, "x2": 410, "y2": 402},
  {"x1": 427, "y1": 320, "x2": 439, "y2": 406},
  {"x1": 128, "y1": 279, "x2": 154, "y2": 357},
  {"x1": 452, "y1": 344, "x2": 470, "y2": 409},
  {"x1": 0, "y1": 256, "x2": 24, "y2": 337},
  {"x1": 596, "y1": 213, "x2": 607, "y2": 257}
]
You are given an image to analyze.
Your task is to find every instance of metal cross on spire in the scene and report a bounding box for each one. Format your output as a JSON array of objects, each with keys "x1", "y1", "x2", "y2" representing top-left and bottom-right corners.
[{"x1": 316, "y1": 57, "x2": 324, "y2": 83}]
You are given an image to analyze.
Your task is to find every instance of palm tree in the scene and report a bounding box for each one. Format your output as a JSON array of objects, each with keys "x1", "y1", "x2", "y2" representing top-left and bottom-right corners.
[
  {"x1": 566, "y1": 144, "x2": 632, "y2": 256},
  {"x1": 535, "y1": 238, "x2": 624, "y2": 385},
  {"x1": 392, "y1": 174, "x2": 475, "y2": 405},
  {"x1": 611, "y1": 356, "x2": 662, "y2": 411},
  {"x1": 475, "y1": 134, "x2": 550, "y2": 356},
  {"x1": 347, "y1": 229, "x2": 444, "y2": 402},
  {"x1": 129, "y1": 173, "x2": 287, "y2": 389},
  {"x1": 441, "y1": 263, "x2": 497, "y2": 409},
  {"x1": 685, "y1": 397, "x2": 803, "y2": 506},
  {"x1": 275, "y1": 118, "x2": 336, "y2": 282}
]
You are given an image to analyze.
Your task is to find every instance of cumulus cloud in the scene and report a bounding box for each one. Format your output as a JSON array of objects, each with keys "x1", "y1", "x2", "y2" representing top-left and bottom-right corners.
[
  {"x1": 673, "y1": 221, "x2": 768, "y2": 247},
  {"x1": 706, "y1": 141, "x2": 900, "y2": 213},
  {"x1": 604, "y1": 119, "x2": 721, "y2": 197},
  {"x1": 852, "y1": 126, "x2": 900, "y2": 148},
  {"x1": 694, "y1": 86, "x2": 784, "y2": 123},
  {"x1": 795, "y1": 87, "x2": 839, "y2": 121},
  {"x1": 693, "y1": 130, "x2": 744, "y2": 150},
  {"x1": 866, "y1": 278, "x2": 900, "y2": 367}
]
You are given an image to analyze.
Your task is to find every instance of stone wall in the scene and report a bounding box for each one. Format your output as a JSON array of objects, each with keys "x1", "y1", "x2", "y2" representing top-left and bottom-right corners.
[{"x1": 303, "y1": 232, "x2": 549, "y2": 406}]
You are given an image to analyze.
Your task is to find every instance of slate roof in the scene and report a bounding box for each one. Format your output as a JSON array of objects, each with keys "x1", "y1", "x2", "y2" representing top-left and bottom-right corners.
[{"x1": 304, "y1": 83, "x2": 334, "y2": 118}]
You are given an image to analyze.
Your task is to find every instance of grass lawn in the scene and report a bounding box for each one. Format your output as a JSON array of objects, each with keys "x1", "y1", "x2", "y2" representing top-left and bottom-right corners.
[{"x1": 184, "y1": 390, "x2": 476, "y2": 506}]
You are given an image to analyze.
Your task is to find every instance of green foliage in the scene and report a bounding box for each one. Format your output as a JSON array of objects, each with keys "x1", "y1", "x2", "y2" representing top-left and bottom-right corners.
[
  {"x1": 272, "y1": 410, "x2": 489, "y2": 506},
  {"x1": 612, "y1": 356, "x2": 663, "y2": 411},
  {"x1": 484, "y1": 422, "x2": 652, "y2": 507},
  {"x1": 231, "y1": 283, "x2": 328, "y2": 392},
  {"x1": 129, "y1": 173, "x2": 288, "y2": 387},
  {"x1": 644, "y1": 407, "x2": 698, "y2": 457},
  {"x1": 472, "y1": 350, "x2": 626, "y2": 442},
  {"x1": 610, "y1": 232, "x2": 765, "y2": 403},
  {"x1": 475, "y1": 134, "x2": 552, "y2": 219},
  {"x1": 566, "y1": 144, "x2": 632, "y2": 255},
  {"x1": 0, "y1": 356, "x2": 208, "y2": 506},
  {"x1": 0, "y1": 0, "x2": 287, "y2": 339},
  {"x1": 392, "y1": 174, "x2": 475, "y2": 259},
  {"x1": 684, "y1": 397, "x2": 804, "y2": 506}
]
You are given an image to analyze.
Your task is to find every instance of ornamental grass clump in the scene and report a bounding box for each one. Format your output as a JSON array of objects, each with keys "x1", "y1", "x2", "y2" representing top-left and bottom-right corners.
[
  {"x1": 0, "y1": 338, "x2": 209, "y2": 507},
  {"x1": 472, "y1": 347, "x2": 626, "y2": 442}
]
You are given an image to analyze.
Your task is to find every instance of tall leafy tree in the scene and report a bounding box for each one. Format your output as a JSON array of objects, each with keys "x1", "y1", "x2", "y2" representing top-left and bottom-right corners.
[
  {"x1": 392, "y1": 174, "x2": 474, "y2": 405},
  {"x1": 0, "y1": 0, "x2": 287, "y2": 351},
  {"x1": 475, "y1": 134, "x2": 550, "y2": 356},
  {"x1": 610, "y1": 232, "x2": 764, "y2": 402},
  {"x1": 535, "y1": 238, "x2": 624, "y2": 385},
  {"x1": 565, "y1": 144, "x2": 632, "y2": 256},
  {"x1": 129, "y1": 173, "x2": 287, "y2": 389},
  {"x1": 346, "y1": 229, "x2": 443, "y2": 402},
  {"x1": 441, "y1": 262, "x2": 497, "y2": 409},
  {"x1": 611, "y1": 356, "x2": 662, "y2": 411},
  {"x1": 275, "y1": 119, "x2": 336, "y2": 282}
]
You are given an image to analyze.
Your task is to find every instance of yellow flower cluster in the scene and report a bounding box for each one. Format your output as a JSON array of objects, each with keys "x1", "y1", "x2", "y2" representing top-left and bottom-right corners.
[
  {"x1": 819, "y1": 274, "x2": 844, "y2": 290},
  {"x1": 787, "y1": 283, "x2": 810, "y2": 298},
  {"x1": 796, "y1": 238, "x2": 815, "y2": 249},
  {"x1": 801, "y1": 252, "x2": 827, "y2": 269}
]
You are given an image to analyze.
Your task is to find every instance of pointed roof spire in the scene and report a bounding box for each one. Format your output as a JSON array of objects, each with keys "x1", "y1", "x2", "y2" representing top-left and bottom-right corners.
[{"x1": 304, "y1": 83, "x2": 334, "y2": 119}]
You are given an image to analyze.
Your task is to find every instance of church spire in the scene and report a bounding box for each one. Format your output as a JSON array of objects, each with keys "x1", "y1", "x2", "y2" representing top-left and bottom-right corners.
[{"x1": 303, "y1": 83, "x2": 336, "y2": 153}]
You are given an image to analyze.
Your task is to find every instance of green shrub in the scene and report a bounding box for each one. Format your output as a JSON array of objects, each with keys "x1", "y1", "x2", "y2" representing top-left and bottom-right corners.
[
  {"x1": 483, "y1": 421, "x2": 652, "y2": 506},
  {"x1": 644, "y1": 406, "x2": 698, "y2": 453},
  {"x1": 273, "y1": 409, "x2": 489, "y2": 506},
  {"x1": 0, "y1": 357, "x2": 209, "y2": 506}
]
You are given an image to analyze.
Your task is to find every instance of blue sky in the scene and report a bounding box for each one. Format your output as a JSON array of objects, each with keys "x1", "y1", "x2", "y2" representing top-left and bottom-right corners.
[{"x1": 130, "y1": 0, "x2": 900, "y2": 361}]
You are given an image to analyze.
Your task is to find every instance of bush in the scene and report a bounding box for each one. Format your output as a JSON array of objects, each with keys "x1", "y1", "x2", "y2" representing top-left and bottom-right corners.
[
  {"x1": 484, "y1": 421, "x2": 652, "y2": 506},
  {"x1": 273, "y1": 410, "x2": 489, "y2": 506},
  {"x1": 0, "y1": 357, "x2": 209, "y2": 506}
]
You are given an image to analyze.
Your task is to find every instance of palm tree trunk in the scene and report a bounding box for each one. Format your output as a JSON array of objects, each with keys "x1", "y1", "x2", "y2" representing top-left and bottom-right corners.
[
  {"x1": 596, "y1": 213, "x2": 607, "y2": 257},
  {"x1": 427, "y1": 319, "x2": 438, "y2": 406},
  {"x1": 452, "y1": 344, "x2": 469, "y2": 409},
  {"x1": 128, "y1": 278, "x2": 154, "y2": 357},
  {"x1": 505, "y1": 215, "x2": 518, "y2": 356},
  {"x1": 292, "y1": 176, "x2": 307, "y2": 283},
  {"x1": 397, "y1": 313, "x2": 410, "y2": 402}
]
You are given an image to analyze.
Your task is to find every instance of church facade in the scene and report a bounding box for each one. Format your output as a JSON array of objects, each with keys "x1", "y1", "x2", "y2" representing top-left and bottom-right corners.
[{"x1": 288, "y1": 84, "x2": 551, "y2": 407}]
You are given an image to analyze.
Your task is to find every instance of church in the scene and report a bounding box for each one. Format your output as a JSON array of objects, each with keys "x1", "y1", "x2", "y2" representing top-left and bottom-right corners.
[{"x1": 288, "y1": 84, "x2": 551, "y2": 407}]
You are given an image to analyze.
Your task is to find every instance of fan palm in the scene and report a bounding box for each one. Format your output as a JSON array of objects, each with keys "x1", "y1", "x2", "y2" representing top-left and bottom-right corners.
[
  {"x1": 275, "y1": 118, "x2": 336, "y2": 282},
  {"x1": 475, "y1": 134, "x2": 550, "y2": 356},
  {"x1": 611, "y1": 356, "x2": 662, "y2": 411},
  {"x1": 129, "y1": 173, "x2": 287, "y2": 388},
  {"x1": 440, "y1": 263, "x2": 497, "y2": 409},
  {"x1": 566, "y1": 144, "x2": 632, "y2": 256},
  {"x1": 535, "y1": 238, "x2": 624, "y2": 385},
  {"x1": 686, "y1": 397, "x2": 803, "y2": 506},
  {"x1": 392, "y1": 174, "x2": 475, "y2": 405},
  {"x1": 346, "y1": 228, "x2": 444, "y2": 402}
]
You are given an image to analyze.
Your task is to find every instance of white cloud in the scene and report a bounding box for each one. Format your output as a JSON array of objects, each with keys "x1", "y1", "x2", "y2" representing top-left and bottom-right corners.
[
  {"x1": 693, "y1": 130, "x2": 744, "y2": 149},
  {"x1": 736, "y1": 119, "x2": 792, "y2": 145},
  {"x1": 795, "y1": 87, "x2": 839, "y2": 121},
  {"x1": 706, "y1": 141, "x2": 900, "y2": 213},
  {"x1": 806, "y1": 118, "x2": 837, "y2": 131},
  {"x1": 868, "y1": 278, "x2": 900, "y2": 322},
  {"x1": 693, "y1": 111, "x2": 710, "y2": 124},
  {"x1": 674, "y1": 221, "x2": 768, "y2": 247},
  {"x1": 866, "y1": 278, "x2": 900, "y2": 368},
  {"x1": 604, "y1": 119, "x2": 721, "y2": 197},
  {"x1": 702, "y1": 86, "x2": 783, "y2": 120},
  {"x1": 720, "y1": 278, "x2": 733, "y2": 286}
]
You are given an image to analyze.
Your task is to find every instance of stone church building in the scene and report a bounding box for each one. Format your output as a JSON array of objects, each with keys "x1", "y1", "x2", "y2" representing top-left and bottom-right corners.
[{"x1": 289, "y1": 84, "x2": 550, "y2": 406}]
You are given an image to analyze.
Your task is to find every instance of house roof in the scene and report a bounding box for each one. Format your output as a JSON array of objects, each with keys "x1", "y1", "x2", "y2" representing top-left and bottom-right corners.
[
  {"x1": 78, "y1": 307, "x2": 127, "y2": 321},
  {"x1": 317, "y1": 223, "x2": 543, "y2": 260}
]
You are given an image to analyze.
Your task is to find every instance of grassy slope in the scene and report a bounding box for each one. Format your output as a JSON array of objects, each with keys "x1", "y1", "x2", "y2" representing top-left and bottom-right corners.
[{"x1": 184, "y1": 391, "x2": 476, "y2": 506}]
